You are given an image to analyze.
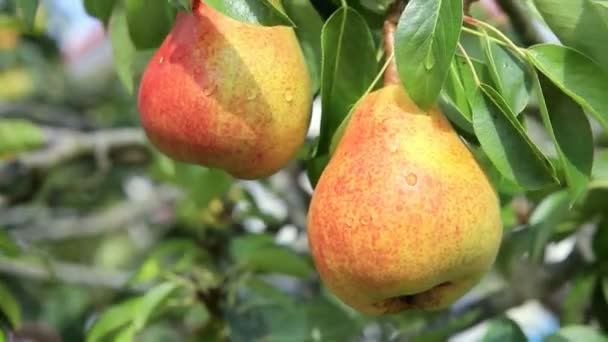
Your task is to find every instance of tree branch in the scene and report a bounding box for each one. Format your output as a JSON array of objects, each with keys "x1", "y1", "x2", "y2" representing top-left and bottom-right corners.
[
  {"x1": 0, "y1": 127, "x2": 148, "y2": 187},
  {"x1": 0, "y1": 258, "x2": 145, "y2": 291},
  {"x1": 0, "y1": 103, "x2": 96, "y2": 130},
  {"x1": 8, "y1": 185, "x2": 180, "y2": 242}
]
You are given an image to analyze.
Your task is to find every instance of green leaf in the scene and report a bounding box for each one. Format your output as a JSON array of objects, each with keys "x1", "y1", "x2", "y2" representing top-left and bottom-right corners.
[
  {"x1": 126, "y1": 0, "x2": 175, "y2": 49},
  {"x1": 443, "y1": 59, "x2": 472, "y2": 118},
  {"x1": 0, "y1": 281, "x2": 21, "y2": 328},
  {"x1": 306, "y1": 154, "x2": 329, "y2": 188},
  {"x1": 129, "y1": 239, "x2": 207, "y2": 285},
  {"x1": 533, "y1": 0, "x2": 608, "y2": 72},
  {"x1": 109, "y1": 7, "x2": 137, "y2": 93},
  {"x1": 133, "y1": 282, "x2": 180, "y2": 331},
  {"x1": 531, "y1": 71, "x2": 593, "y2": 203},
  {"x1": 472, "y1": 84, "x2": 556, "y2": 189},
  {"x1": 15, "y1": 0, "x2": 38, "y2": 29},
  {"x1": 527, "y1": 44, "x2": 608, "y2": 131},
  {"x1": 482, "y1": 317, "x2": 526, "y2": 341},
  {"x1": 528, "y1": 190, "x2": 571, "y2": 263},
  {"x1": 84, "y1": 0, "x2": 118, "y2": 26},
  {"x1": 114, "y1": 325, "x2": 136, "y2": 342},
  {"x1": 317, "y1": 6, "x2": 377, "y2": 155},
  {"x1": 283, "y1": 0, "x2": 323, "y2": 93},
  {"x1": 0, "y1": 330, "x2": 5, "y2": 342},
  {"x1": 0, "y1": 119, "x2": 45, "y2": 156},
  {"x1": 481, "y1": 38, "x2": 530, "y2": 114},
  {"x1": 562, "y1": 275, "x2": 597, "y2": 325},
  {"x1": 546, "y1": 325, "x2": 608, "y2": 342},
  {"x1": 0, "y1": 229, "x2": 20, "y2": 258},
  {"x1": 395, "y1": 0, "x2": 463, "y2": 110},
  {"x1": 86, "y1": 298, "x2": 141, "y2": 342},
  {"x1": 230, "y1": 235, "x2": 314, "y2": 278},
  {"x1": 202, "y1": 0, "x2": 294, "y2": 26},
  {"x1": 151, "y1": 157, "x2": 233, "y2": 207},
  {"x1": 593, "y1": 0, "x2": 608, "y2": 23}
]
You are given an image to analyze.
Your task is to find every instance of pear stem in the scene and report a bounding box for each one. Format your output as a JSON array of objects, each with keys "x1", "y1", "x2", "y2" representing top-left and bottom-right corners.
[{"x1": 382, "y1": 0, "x2": 405, "y2": 86}]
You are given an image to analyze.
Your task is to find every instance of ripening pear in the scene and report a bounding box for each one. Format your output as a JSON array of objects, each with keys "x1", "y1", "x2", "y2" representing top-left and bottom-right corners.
[
  {"x1": 138, "y1": 1, "x2": 311, "y2": 179},
  {"x1": 307, "y1": 84, "x2": 502, "y2": 315}
]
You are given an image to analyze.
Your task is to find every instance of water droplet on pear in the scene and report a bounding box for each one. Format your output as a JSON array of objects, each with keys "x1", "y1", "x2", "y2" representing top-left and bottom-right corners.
[
  {"x1": 284, "y1": 91, "x2": 293, "y2": 102},
  {"x1": 203, "y1": 84, "x2": 217, "y2": 96},
  {"x1": 246, "y1": 89, "x2": 258, "y2": 100},
  {"x1": 406, "y1": 173, "x2": 417, "y2": 186}
]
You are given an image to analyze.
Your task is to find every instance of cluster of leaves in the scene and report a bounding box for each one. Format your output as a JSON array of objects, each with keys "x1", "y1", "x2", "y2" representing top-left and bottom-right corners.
[{"x1": 1, "y1": 0, "x2": 608, "y2": 341}]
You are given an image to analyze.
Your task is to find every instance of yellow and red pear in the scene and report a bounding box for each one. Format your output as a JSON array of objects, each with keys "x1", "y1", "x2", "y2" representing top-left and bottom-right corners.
[
  {"x1": 307, "y1": 84, "x2": 502, "y2": 315},
  {"x1": 137, "y1": 1, "x2": 311, "y2": 179}
]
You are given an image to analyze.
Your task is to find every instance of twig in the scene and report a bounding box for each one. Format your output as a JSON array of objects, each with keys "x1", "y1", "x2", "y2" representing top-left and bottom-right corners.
[
  {"x1": 0, "y1": 258, "x2": 144, "y2": 291},
  {"x1": 8, "y1": 185, "x2": 181, "y2": 242},
  {"x1": 0, "y1": 103, "x2": 96, "y2": 130},
  {"x1": 0, "y1": 127, "x2": 148, "y2": 187}
]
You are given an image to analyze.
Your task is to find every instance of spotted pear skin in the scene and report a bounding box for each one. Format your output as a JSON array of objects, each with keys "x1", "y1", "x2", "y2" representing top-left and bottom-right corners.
[
  {"x1": 307, "y1": 85, "x2": 502, "y2": 315},
  {"x1": 138, "y1": 1, "x2": 311, "y2": 179}
]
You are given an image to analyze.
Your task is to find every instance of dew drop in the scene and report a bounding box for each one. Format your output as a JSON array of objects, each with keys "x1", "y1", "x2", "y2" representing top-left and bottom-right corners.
[
  {"x1": 246, "y1": 89, "x2": 258, "y2": 100},
  {"x1": 424, "y1": 49, "x2": 435, "y2": 70},
  {"x1": 284, "y1": 91, "x2": 293, "y2": 102},
  {"x1": 406, "y1": 173, "x2": 418, "y2": 186},
  {"x1": 159, "y1": 56, "x2": 164, "y2": 64},
  {"x1": 359, "y1": 213, "x2": 371, "y2": 226}
]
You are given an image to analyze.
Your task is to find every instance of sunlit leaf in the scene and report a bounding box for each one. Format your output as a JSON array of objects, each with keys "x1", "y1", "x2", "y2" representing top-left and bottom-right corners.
[
  {"x1": 528, "y1": 44, "x2": 608, "y2": 131},
  {"x1": 395, "y1": 0, "x2": 463, "y2": 110},
  {"x1": 86, "y1": 298, "x2": 141, "y2": 342},
  {"x1": 472, "y1": 84, "x2": 556, "y2": 189},
  {"x1": 202, "y1": 0, "x2": 294, "y2": 26},
  {"x1": 133, "y1": 282, "x2": 180, "y2": 331}
]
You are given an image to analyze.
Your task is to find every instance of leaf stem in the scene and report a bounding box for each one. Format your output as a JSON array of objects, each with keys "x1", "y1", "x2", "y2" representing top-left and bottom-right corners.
[
  {"x1": 462, "y1": 27, "x2": 510, "y2": 49},
  {"x1": 457, "y1": 43, "x2": 481, "y2": 86},
  {"x1": 464, "y1": 16, "x2": 526, "y2": 59}
]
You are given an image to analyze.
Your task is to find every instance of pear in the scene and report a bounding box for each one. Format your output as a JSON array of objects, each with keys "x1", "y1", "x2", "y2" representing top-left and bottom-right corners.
[
  {"x1": 307, "y1": 85, "x2": 502, "y2": 315},
  {"x1": 138, "y1": 1, "x2": 311, "y2": 179}
]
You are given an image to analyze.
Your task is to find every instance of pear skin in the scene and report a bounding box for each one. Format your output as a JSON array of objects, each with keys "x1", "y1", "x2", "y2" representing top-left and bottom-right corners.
[
  {"x1": 138, "y1": 1, "x2": 311, "y2": 179},
  {"x1": 307, "y1": 85, "x2": 502, "y2": 315}
]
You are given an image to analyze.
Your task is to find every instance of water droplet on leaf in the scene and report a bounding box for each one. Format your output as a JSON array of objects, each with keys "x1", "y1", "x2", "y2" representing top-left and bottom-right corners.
[{"x1": 424, "y1": 49, "x2": 435, "y2": 70}]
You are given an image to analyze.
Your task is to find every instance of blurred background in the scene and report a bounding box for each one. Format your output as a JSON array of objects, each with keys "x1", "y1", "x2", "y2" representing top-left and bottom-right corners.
[{"x1": 0, "y1": 0, "x2": 607, "y2": 341}]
